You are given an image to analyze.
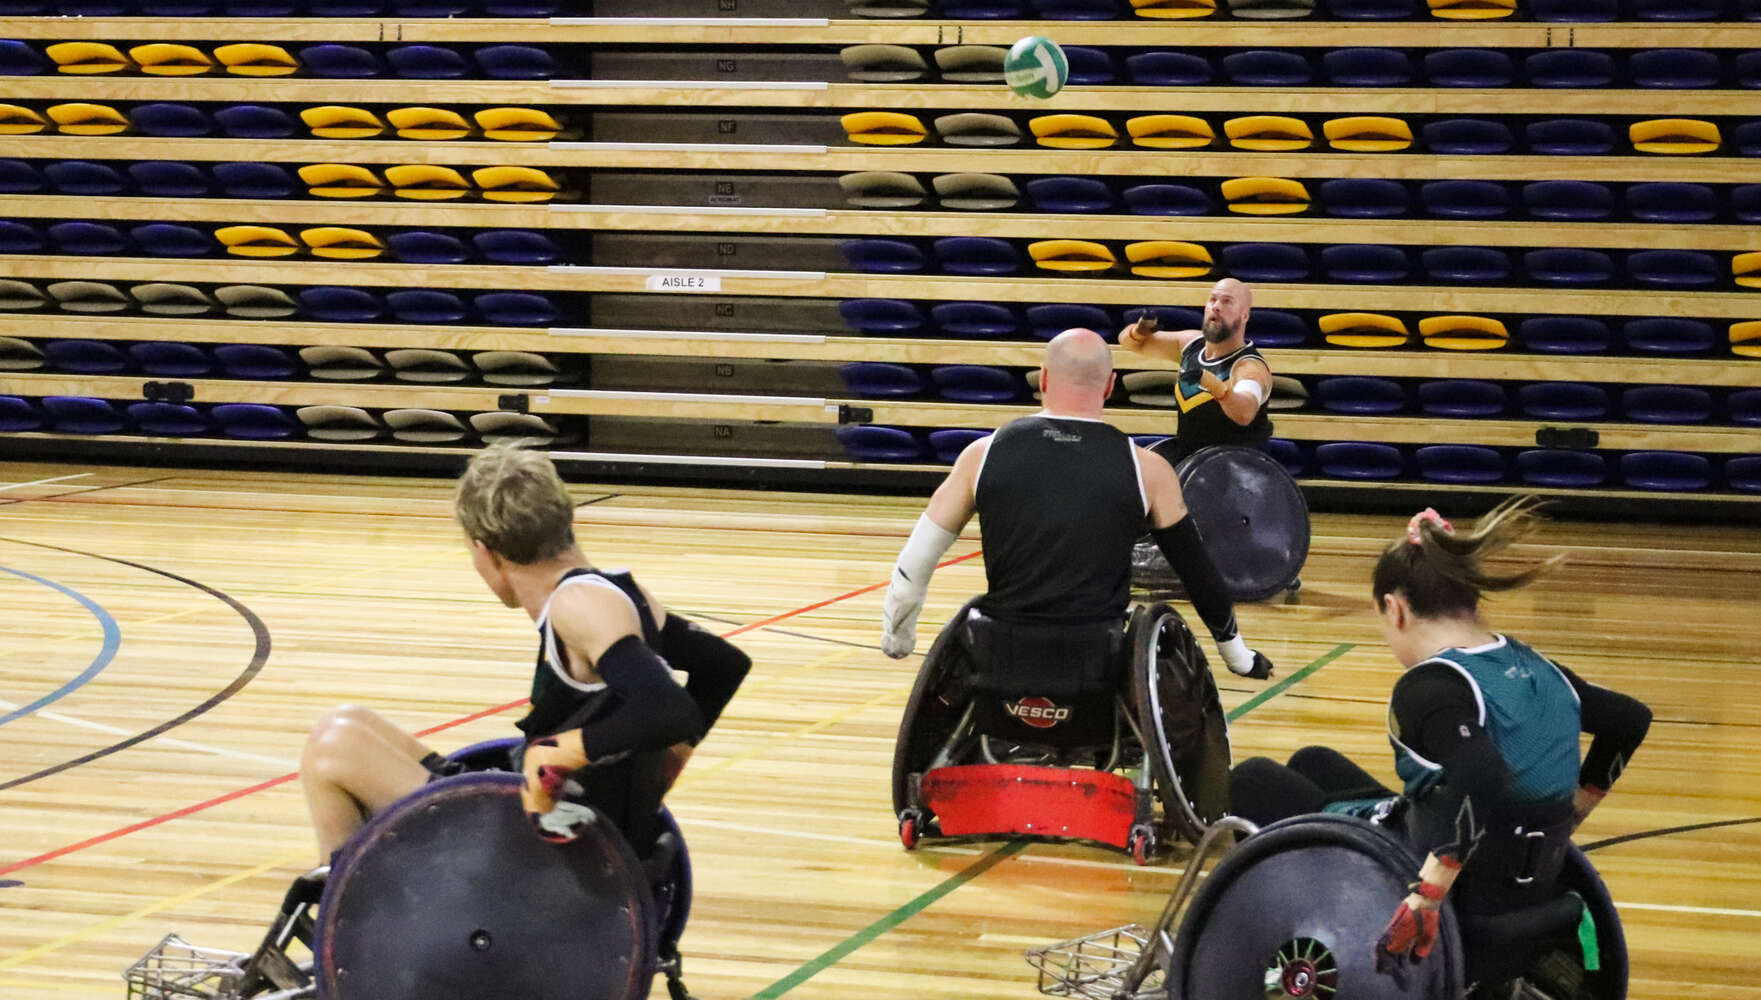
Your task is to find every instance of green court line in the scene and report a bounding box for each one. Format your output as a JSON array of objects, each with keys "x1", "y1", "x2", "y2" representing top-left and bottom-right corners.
[
  {"x1": 746, "y1": 640, "x2": 1357, "y2": 999},
  {"x1": 747, "y1": 840, "x2": 1028, "y2": 1000},
  {"x1": 1226, "y1": 642, "x2": 1356, "y2": 722}
]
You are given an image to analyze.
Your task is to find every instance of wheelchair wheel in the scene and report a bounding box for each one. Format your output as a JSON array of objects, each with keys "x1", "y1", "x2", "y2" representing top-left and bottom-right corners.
[
  {"x1": 1176, "y1": 446, "x2": 1310, "y2": 603},
  {"x1": 652, "y1": 807, "x2": 693, "y2": 962},
  {"x1": 1167, "y1": 814, "x2": 1467, "y2": 1000},
  {"x1": 891, "y1": 598, "x2": 981, "y2": 821},
  {"x1": 1129, "y1": 603, "x2": 1231, "y2": 844},
  {"x1": 1485, "y1": 844, "x2": 1625, "y2": 1000},
  {"x1": 315, "y1": 772, "x2": 658, "y2": 1000}
]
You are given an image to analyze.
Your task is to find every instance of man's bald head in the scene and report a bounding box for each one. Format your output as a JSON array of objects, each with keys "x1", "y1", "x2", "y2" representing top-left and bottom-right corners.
[
  {"x1": 1202, "y1": 278, "x2": 1253, "y2": 344},
  {"x1": 1045, "y1": 328, "x2": 1114, "y2": 388}
]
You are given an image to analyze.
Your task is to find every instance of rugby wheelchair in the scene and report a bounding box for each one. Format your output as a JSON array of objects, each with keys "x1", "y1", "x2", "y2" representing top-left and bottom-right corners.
[
  {"x1": 1132, "y1": 446, "x2": 1310, "y2": 603},
  {"x1": 893, "y1": 598, "x2": 1232, "y2": 864},
  {"x1": 1028, "y1": 813, "x2": 1626, "y2": 1000},
  {"x1": 126, "y1": 738, "x2": 695, "y2": 1000}
]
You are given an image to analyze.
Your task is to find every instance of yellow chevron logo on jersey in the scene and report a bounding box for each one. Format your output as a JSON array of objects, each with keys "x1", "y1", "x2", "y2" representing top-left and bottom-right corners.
[{"x1": 1173, "y1": 380, "x2": 1215, "y2": 413}]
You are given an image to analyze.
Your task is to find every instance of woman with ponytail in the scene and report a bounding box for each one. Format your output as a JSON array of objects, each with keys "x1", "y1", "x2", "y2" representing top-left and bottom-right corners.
[{"x1": 1229, "y1": 496, "x2": 1652, "y2": 970}]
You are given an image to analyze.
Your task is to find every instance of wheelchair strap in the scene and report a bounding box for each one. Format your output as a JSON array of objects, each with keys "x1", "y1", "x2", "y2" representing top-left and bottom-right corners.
[{"x1": 1573, "y1": 892, "x2": 1601, "y2": 972}]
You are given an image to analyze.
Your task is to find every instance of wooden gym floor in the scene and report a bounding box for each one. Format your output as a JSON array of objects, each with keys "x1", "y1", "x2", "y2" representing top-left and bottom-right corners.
[{"x1": 0, "y1": 461, "x2": 1756, "y2": 999}]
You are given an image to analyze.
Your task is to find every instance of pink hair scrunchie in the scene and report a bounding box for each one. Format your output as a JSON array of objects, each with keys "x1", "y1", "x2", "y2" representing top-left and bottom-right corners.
[{"x1": 1406, "y1": 508, "x2": 1454, "y2": 546}]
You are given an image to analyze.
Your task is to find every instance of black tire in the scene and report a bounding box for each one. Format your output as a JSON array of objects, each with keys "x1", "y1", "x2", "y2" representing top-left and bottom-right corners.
[
  {"x1": 1130, "y1": 604, "x2": 1232, "y2": 844},
  {"x1": 1176, "y1": 446, "x2": 1310, "y2": 603},
  {"x1": 315, "y1": 772, "x2": 657, "y2": 1000},
  {"x1": 890, "y1": 598, "x2": 980, "y2": 818},
  {"x1": 1168, "y1": 814, "x2": 1467, "y2": 1000}
]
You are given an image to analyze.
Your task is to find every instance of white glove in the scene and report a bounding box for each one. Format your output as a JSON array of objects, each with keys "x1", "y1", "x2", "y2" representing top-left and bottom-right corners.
[
  {"x1": 881, "y1": 569, "x2": 924, "y2": 659},
  {"x1": 880, "y1": 513, "x2": 956, "y2": 659}
]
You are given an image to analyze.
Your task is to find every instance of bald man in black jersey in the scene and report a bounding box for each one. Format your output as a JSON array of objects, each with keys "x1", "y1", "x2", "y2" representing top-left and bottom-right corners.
[
  {"x1": 880, "y1": 328, "x2": 1274, "y2": 681},
  {"x1": 1120, "y1": 278, "x2": 1274, "y2": 464}
]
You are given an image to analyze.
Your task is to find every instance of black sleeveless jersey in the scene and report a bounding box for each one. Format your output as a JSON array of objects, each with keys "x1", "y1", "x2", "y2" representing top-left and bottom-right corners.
[
  {"x1": 516, "y1": 567, "x2": 664, "y2": 739},
  {"x1": 1168, "y1": 338, "x2": 1274, "y2": 463},
  {"x1": 974, "y1": 415, "x2": 1148, "y2": 625}
]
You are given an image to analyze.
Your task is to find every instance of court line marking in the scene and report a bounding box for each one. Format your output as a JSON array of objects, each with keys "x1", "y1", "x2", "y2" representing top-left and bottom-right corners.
[
  {"x1": 1616, "y1": 901, "x2": 1761, "y2": 919},
  {"x1": 0, "y1": 473, "x2": 89, "y2": 492},
  {"x1": 0, "y1": 535, "x2": 277, "y2": 790},
  {"x1": 0, "y1": 700, "x2": 294, "y2": 768},
  {"x1": 746, "y1": 641, "x2": 1357, "y2": 1000},
  {"x1": 0, "y1": 549, "x2": 984, "y2": 970},
  {"x1": 1583, "y1": 814, "x2": 1761, "y2": 853},
  {"x1": 0, "y1": 564, "x2": 121, "y2": 729}
]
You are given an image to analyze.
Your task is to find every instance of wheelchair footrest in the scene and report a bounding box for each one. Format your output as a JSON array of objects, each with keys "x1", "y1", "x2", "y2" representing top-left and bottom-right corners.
[{"x1": 921, "y1": 765, "x2": 1137, "y2": 848}]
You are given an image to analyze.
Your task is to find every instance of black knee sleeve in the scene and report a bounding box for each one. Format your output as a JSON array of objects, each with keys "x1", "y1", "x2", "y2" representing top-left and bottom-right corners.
[
  {"x1": 1150, "y1": 516, "x2": 1238, "y2": 643},
  {"x1": 1229, "y1": 757, "x2": 1327, "y2": 826}
]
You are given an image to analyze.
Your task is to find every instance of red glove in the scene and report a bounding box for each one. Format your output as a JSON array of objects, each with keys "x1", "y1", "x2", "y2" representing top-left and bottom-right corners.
[
  {"x1": 1375, "y1": 888, "x2": 1442, "y2": 969},
  {"x1": 520, "y1": 730, "x2": 591, "y2": 843},
  {"x1": 1375, "y1": 855, "x2": 1459, "y2": 972}
]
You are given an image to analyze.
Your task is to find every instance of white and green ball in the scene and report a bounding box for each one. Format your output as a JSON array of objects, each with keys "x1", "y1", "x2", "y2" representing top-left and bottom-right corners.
[{"x1": 1004, "y1": 36, "x2": 1069, "y2": 100}]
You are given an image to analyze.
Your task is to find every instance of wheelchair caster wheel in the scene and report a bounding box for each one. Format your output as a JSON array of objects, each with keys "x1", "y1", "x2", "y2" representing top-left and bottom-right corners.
[
  {"x1": 899, "y1": 812, "x2": 921, "y2": 850},
  {"x1": 1129, "y1": 827, "x2": 1156, "y2": 866}
]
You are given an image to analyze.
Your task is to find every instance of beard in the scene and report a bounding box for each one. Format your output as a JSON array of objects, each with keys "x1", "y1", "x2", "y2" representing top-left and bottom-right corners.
[{"x1": 1201, "y1": 316, "x2": 1236, "y2": 343}]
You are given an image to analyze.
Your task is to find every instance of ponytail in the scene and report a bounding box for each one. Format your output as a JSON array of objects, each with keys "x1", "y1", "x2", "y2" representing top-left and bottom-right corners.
[{"x1": 1371, "y1": 495, "x2": 1563, "y2": 618}]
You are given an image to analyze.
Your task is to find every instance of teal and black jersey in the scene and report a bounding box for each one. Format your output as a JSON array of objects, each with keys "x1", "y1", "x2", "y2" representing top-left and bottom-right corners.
[
  {"x1": 1390, "y1": 635, "x2": 1582, "y2": 806},
  {"x1": 1164, "y1": 338, "x2": 1273, "y2": 463}
]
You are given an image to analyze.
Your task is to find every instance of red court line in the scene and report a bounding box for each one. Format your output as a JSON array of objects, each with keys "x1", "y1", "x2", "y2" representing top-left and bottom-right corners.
[{"x1": 0, "y1": 549, "x2": 981, "y2": 878}]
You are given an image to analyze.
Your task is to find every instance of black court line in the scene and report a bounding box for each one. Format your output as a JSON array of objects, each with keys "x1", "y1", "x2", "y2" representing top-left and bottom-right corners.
[
  {"x1": 0, "y1": 475, "x2": 178, "y2": 509},
  {"x1": 576, "y1": 493, "x2": 621, "y2": 508},
  {"x1": 687, "y1": 611, "x2": 895, "y2": 654},
  {"x1": 1582, "y1": 815, "x2": 1761, "y2": 853},
  {"x1": 0, "y1": 535, "x2": 272, "y2": 793}
]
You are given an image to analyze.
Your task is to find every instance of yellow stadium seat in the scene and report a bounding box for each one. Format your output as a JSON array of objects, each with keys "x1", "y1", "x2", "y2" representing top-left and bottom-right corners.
[
  {"x1": 475, "y1": 107, "x2": 563, "y2": 142},
  {"x1": 1131, "y1": 0, "x2": 1217, "y2": 16},
  {"x1": 1319, "y1": 312, "x2": 1411, "y2": 348},
  {"x1": 1323, "y1": 116, "x2": 1413, "y2": 152},
  {"x1": 1419, "y1": 314, "x2": 1510, "y2": 351},
  {"x1": 1225, "y1": 115, "x2": 1313, "y2": 151},
  {"x1": 385, "y1": 107, "x2": 471, "y2": 141},
  {"x1": 46, "y1": 42, "x2": 131, "y2": 74},
  {"x1": 130, "y1": 43, "x2": 215, "y2": 76},
  {"x1": 1125, "y1": 241, "x2": 1214, "y2": 279},
  {"x1": 301, "y1": 106, "x2": 387, "y2": 139},
  {"x1": 385, "y1": 164, "x2": 471, "y2": 200},
  {"x1": 840, "y1": 111, "x2": 928, "y2": 146},
  {"x1": 48, "y1": 103, "x2": 128, "y2": 135},
  {"x1": 1029, "y1": 239, "x2": 1117, "y2": 273},
  {"x1": 1030, "y1": 114, "x2": 1119, "y2": 149},
  {"x1": 1428, "y1": 0, "x2": 1514, "y2": 17},
  {"x1": 301, "y1": 227, "x2": 386, "y2": 260},
  {"x1": 216, "y1": 225, "x2": 300, "y2": 258},
  {"x1": 1630, "y1": 119, "x2": 1720, "y2": 155},
  {"x1": 298, "y1": 164, "x2": 386, "y2": 199},
  {"x1": 0, "y1": 104, "x2": 49, "y2": 135},
  {"x1": 214, "y1": 43, "x2": 299, "y2": 77},
  {"x1": 1733, "y1": 252, "x2": 1761, "y2": 289},
  {"x1": 1731, "y1": 321, "x2": 1761, "y2": 358},
  {"x1": 473, "y1": 166, "x2": 561, "y2": 203},
  {"x1": 1127, "y1": 114, "x2": 1214, "y2": 149},
  {"x1": 1221, "y1": 176, "x2": 1310, "y2": 215}
]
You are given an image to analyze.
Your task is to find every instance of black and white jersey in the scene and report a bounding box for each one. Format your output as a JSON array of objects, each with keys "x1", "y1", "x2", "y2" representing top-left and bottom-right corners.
[
  {"x1": 973, "y1": 414, "x2": 1149, "y2": 625},
  {"x1": 515, "y1": 567, "x2": 663, "y2": 740}
]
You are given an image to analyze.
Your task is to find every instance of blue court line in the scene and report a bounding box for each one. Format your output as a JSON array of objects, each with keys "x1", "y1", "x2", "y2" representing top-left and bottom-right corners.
[{"x1": 0, "y1": 565, "x2": 122, "y2": 728}]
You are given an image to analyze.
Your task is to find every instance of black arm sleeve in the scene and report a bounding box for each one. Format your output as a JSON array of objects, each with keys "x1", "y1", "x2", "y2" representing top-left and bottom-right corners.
[
  {"x1": 660, "y1": 613, "x2": 751, "y2": 736},
  {"x1": 1554, "y1": 662, "x2": 1651, "y2": 791},
  {"x1": 1392, "y1": 664, "x2": 1512, "y2": 862},
  {"x1": 1150, "y1": 516, "x2": 1239, "y2": 643},
  {"x1": 574, "y1": 635, "x2": 705, "y2": 761}
]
